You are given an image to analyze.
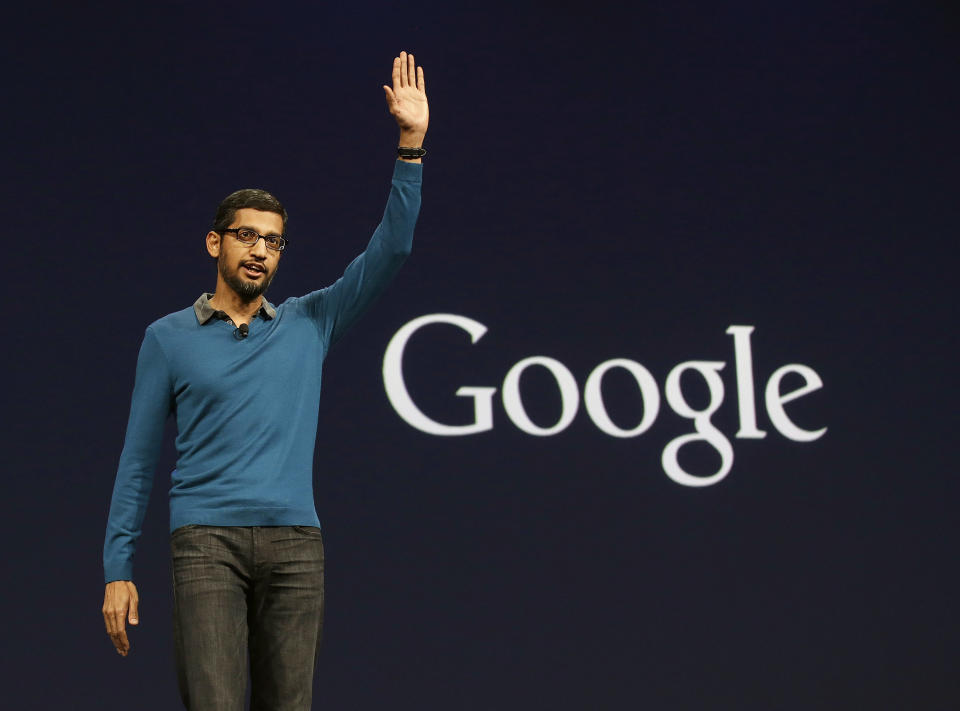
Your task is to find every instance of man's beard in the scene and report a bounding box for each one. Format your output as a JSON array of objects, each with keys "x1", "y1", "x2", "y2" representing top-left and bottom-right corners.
[{"x1": 218, "y1": 253, "x2": 278, "y2": 301}]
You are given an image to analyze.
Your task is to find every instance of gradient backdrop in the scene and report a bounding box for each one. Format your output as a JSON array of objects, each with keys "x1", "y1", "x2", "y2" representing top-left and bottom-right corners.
[{"x1": 4, "y1": 1, "x2": 957, "y2": 709}]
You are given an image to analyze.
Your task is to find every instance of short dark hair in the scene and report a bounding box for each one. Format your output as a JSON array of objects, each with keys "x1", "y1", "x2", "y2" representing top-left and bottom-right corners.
[{"x1": 212, "y1": 189, "x2": 288, "y2": 233}]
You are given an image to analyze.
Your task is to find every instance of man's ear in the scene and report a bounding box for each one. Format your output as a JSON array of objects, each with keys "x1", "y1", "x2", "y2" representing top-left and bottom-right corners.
[{"x1": 205, "y1": 231, "x2": 221, "y2": 258}]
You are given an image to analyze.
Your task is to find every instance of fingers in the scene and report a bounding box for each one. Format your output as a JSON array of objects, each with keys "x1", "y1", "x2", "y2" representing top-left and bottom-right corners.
[
  {"x1": 103, "y1": 603, "x2": 129, "y2": 655},
  {"x1": 389, "y1": 51, "x2": 425, "y2": 99},
  {"x1": 113, "y1": 623, "x2": 130, "y2": 656},
  {"x1": 383, "y1": 85, "x2": 395, "y2": 107},
  {"x1": 396, "y1": 51, "x2": 419, "y2": 88}
]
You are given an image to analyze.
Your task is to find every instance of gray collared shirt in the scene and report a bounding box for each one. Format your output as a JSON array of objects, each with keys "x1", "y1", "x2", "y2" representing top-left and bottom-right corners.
[{"x1": 193, "y1": 293, "x2": 277, "y2": 325}]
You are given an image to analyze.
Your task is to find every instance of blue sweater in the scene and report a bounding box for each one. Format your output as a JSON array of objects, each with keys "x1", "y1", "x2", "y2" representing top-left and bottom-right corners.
[{"x1": 104, "y1": 160, "x2": 422, "y2": 583}]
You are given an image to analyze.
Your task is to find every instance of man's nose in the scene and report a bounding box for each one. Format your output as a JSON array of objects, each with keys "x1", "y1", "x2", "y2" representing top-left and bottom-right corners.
[{"x1": 249, "y1": 236, "x2": 269, "y2": 257}]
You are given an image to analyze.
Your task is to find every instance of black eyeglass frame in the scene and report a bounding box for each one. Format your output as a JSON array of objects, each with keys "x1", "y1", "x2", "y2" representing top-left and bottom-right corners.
[{"x1": 219, "y1": 227, "x2": 289, "y2": 252}]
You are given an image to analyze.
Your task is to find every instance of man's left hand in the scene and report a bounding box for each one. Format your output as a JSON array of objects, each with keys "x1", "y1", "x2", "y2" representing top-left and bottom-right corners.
[{"x1": 383, "y1": 50, "x2": 429, "y2": 144}]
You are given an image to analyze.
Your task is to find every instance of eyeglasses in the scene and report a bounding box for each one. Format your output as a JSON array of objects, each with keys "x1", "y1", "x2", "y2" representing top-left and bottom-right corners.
[{"x1": 221, "y1": 228, "x2": 288, "y2": 252}]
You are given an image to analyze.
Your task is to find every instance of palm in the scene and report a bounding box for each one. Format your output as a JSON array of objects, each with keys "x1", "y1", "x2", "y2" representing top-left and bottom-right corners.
[{"x1": 383, "y1": 52, "x2": 429, "y2": 135}]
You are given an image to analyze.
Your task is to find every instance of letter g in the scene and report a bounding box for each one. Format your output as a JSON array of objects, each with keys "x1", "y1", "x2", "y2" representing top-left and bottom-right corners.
[
  {"x1": 382, "y1": 314, "x2": 496, "y2": 435},
  {"x1": 662, "y1": 360, "x2": 734, "y2": 487}
]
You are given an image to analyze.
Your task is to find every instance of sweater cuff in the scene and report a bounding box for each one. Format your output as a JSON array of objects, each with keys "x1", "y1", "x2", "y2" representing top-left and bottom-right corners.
[
  {"x1": 104, "y1": 562, "x2": 133, "y2": 584},
  {"x1": 393, "y1": 159, "x2": 423, "y2": 183}
]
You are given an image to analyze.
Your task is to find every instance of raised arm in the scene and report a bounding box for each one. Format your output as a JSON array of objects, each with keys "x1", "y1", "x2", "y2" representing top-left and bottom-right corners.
[{"x1": 300, "y1": 51, "x2": 428, "y2": 345}]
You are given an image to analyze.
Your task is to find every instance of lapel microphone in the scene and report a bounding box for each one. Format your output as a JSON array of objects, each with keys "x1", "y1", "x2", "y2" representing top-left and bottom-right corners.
[{"x1": 234, "y1": 323, "x2": 250, "y2": 340}]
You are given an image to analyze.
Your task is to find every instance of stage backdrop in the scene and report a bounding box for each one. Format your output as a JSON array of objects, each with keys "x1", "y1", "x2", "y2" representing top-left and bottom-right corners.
[{"x1": 3, "y1": 1, "x2": 956, "y2": 709}]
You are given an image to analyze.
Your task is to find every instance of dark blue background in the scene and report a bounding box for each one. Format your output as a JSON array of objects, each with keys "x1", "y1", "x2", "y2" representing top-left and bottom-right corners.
[{"x1": 4, "y1": 1, "x2": 956, "y2": 708}]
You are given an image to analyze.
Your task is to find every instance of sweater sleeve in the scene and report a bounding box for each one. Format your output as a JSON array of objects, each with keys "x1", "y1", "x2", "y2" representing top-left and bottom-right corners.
[
  {"x1": 103, "y1": 326, "x2": 174, "y2": 583},
  {"x1": 299, "y1": 160, "x2": 421, "y2": 346}
]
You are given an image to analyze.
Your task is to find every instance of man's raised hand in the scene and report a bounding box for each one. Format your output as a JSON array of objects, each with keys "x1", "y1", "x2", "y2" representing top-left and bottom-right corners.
[
  {"x1": 102, "y1": 580, "x2": 140, "y2": 656},
  {"x1": 383, "y1": 51, "x2": 429, "y2": 142}
]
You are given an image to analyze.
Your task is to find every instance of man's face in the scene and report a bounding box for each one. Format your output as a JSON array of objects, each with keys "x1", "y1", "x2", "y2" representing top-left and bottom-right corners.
[{"x1": 213, "y1": 208, "x2": 284, "y2": 300}]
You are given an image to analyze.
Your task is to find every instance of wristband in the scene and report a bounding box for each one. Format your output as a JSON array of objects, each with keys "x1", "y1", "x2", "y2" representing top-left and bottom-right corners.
[{"x1": 397, "y1": 146, "x2": 427, "y2": 159}]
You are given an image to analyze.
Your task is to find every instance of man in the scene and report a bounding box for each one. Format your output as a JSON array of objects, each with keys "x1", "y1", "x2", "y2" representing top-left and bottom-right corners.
[{"x1": 102, "y1": 51, "x2": 428, "y2": 710}]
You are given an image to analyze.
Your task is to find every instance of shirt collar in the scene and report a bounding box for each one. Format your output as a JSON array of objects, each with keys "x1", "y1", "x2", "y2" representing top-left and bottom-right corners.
[{"x1": 193, "y1": 293, "x2": 277, "y2": 325}]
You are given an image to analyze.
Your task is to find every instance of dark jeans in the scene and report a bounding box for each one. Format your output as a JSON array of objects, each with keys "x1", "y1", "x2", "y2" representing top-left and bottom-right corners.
[{"x1": 170, "y1": 525, "x2": 325, "y2": 711}]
